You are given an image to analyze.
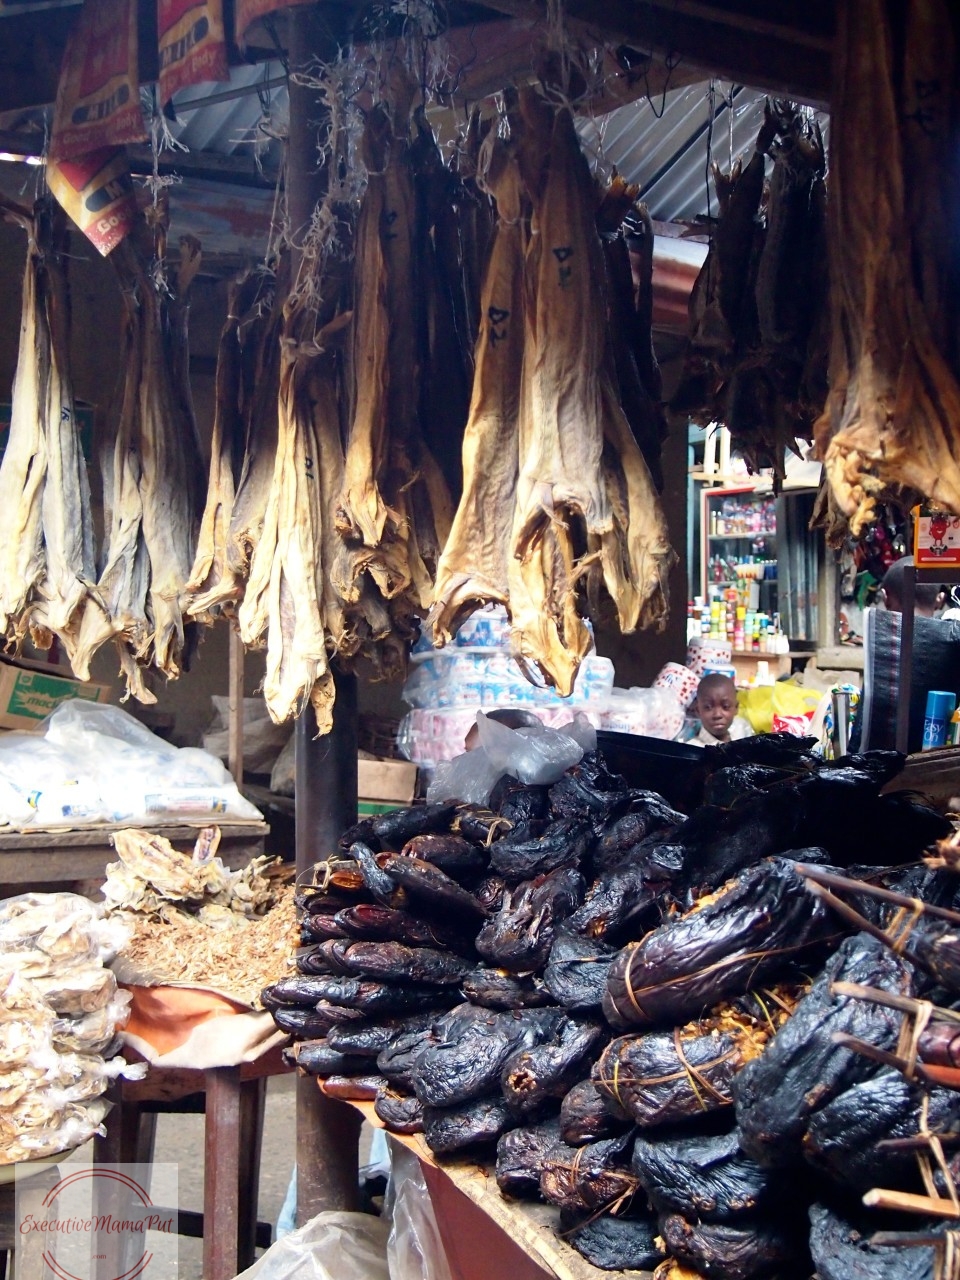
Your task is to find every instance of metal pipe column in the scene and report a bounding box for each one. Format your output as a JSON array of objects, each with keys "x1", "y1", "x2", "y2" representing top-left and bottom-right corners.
[{"x1": 287, "y1": 0, "x2": 363, "y2": 1224}]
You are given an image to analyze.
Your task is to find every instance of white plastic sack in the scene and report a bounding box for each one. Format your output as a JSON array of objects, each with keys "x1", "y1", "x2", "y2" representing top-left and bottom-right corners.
[
  {"x1": 233, "y1": 1210, "x2": 390, "y2": 1280},
  {"x1": 385, "y1": 1143, "x2": 453, "y2": 1280},
  {"x1": 477, "y1": 711, "x2": 588, "y2": 785},
  {"x1": 0, "y1": 700, "x2": 262, "y2": 830}
]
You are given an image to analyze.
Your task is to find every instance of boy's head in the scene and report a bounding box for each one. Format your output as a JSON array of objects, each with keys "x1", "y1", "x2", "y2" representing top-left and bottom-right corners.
[{"x1": 696, "y1": 673, "x2": 739, "y2": 741}]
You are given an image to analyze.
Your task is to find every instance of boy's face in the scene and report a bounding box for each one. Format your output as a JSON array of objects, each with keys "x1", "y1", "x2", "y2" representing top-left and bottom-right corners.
[{"x1": 697, "y1": 683, "x2": 737, "y2": 740}]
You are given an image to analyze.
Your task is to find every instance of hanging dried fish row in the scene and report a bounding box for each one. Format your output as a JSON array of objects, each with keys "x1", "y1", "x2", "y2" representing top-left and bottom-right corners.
[
  {"x1": 267, "y1": 732, "x2": 960, "y2": 1275},
  {"x1": 0, "y1": 197, "x2": 97, "y2": 668},
  {"x1": 673, "y1": 102, "x2": 828, "y2": 481}
]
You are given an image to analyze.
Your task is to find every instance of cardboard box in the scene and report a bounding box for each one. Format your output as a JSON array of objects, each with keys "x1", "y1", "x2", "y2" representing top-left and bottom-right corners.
[
  {"x1": 0, "y1": 657, "x2": 109, "y2": 731},
  {"x1": 358, "y1": 757, "x2": 417, "y2": 806}
]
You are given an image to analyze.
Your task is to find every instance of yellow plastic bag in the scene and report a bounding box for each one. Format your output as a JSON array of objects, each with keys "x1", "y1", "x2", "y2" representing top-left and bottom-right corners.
[{"x1": 740, "y1": 681, "x2": 822, "y2": 735}]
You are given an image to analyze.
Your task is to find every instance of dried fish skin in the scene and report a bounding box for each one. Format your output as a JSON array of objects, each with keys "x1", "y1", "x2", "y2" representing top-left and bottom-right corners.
[
  {"x1": 543, "y1": 930, "x2": 615, "y2": 1012},
  {"x1": 374, "y1": 1087, "x2": 424, "y2": 1134},
  {"x1": 734, "y1": 933, "x2": 913, "y2": 1167}
]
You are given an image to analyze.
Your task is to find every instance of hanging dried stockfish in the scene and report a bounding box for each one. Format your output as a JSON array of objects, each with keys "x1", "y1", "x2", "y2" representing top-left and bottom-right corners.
[
  {"x1": 185, "y1": 270, "x2": 272, "y2": 622},
  {"x1": 509, "y1": 87, "x2": 674, "y2": 694},
  {"x1": 0, "y1": 199, "x2": 97, "y2": 661},
  {"x1": 816, "y1": 0, "x2": 960, "y2": 531},
  {"x1": 0, "y1": 201, "x2": 50, "y2": 640},
  {"x1": 73, "y1": 218, "x2": 202, "y2": 698},
  {"x1": 226, "y1": 269, "x2": 285, "y2": 590},
  {"x1": 336, "y1": 81, "x2": 452, "y2": 615},
  {"x1": 430, "y1": 134, "x2": 526, "y2": 644},
  {"x1": 239, "y1": 283, "x2": 335, "y2": 729}
]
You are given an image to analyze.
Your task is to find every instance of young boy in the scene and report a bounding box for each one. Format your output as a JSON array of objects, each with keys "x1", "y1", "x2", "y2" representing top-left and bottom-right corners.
[{"x1": 692, "y1": 673, "x2": 754, "y2": 747}]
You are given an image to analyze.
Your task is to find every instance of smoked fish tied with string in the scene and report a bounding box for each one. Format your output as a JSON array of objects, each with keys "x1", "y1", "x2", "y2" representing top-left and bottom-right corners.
[{"x1": 603, "y1": 857, "x2": 837, "y2": 1030}]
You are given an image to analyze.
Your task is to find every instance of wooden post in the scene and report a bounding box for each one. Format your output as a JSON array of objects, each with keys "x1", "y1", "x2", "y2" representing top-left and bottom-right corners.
[
  {"x1": 228, "y1": 628, "x2": 244, "y2": 786},
  {"x1": 286, "y1": 1, "x2": 363, "y2": 1224}
]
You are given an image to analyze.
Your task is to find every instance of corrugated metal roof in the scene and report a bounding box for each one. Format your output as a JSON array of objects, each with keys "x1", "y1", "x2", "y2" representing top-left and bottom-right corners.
[
  {"x1": 579, "y1": 80, "x2": 829, "y2": 222},
  {"x1": 161, "y1": 62, "x2": 828, "y2": 226}
]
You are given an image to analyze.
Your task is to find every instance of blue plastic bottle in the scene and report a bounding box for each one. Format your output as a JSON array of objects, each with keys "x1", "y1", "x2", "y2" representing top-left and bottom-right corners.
[{"x1": 922, "y1": 690, "x2": 957, "y2": 751}]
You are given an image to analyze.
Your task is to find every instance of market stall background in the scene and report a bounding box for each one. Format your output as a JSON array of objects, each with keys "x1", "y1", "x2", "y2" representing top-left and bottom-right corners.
[{"x1": 1, "y1": 1, "x2": 959, "y2": 1278}]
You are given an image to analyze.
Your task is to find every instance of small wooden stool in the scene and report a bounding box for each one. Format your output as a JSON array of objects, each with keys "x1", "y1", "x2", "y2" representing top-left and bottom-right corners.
[{"x1": 95, "y1": 1046, "x2": 291, "y2": 1280}]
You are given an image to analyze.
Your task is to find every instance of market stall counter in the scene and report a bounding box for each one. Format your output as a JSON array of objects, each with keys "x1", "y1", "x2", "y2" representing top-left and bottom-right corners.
[{"x1": 348, "y1": 1096, "x2": 645, "y2": 1280}]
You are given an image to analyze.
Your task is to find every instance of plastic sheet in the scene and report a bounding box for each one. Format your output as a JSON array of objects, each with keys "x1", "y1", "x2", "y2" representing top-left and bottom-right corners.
[
  {"x1": 232, "y1": 1210, "x2": 390, "y2": 1280},
  {"x1": 385, "y1": 1142, "x2": 454, "y2": 1280}
]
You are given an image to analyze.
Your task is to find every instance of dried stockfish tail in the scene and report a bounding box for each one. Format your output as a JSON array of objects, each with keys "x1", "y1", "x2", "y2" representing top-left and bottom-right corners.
[{"x1": 0, "y1": 200, "x2": 50, "y2": 642}]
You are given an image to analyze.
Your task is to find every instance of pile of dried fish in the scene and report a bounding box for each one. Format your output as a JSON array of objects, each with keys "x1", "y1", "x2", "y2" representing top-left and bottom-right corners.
[
  {"x1": 0, "y1": 892, "x2": 138, "y2": 1163},
  {"x1": 268, "y1": 736, "x2": 960, "y2": 1275},
  {"x1": 815, "y1": 0, "x2": 960, "y2": 535},
  {"x1": 102, "y1": 826, "x2": 296, "y2": 1007},
  {"x1": 674, "y1": 102, "x2": 828, "y2": 480}
]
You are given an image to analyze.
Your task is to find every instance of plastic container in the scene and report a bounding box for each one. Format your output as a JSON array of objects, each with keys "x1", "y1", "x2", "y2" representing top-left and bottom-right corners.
[{"x1": 922, "y1": 690, "x2": 957, "y2": 751}]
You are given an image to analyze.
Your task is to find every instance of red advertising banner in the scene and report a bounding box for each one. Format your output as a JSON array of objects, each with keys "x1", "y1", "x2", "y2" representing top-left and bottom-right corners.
[
  {"x1": 158, "y1": 0, "x2": 229, "y2": 105},
  {"x1": 234, "y1": 0, "x2": 312, "y2": 45},
  {"x1": 49, "y1": 0, "x2": 146, "y2": 162},
  {"x1": 46, "y1": 147, "x2": 138, "y2": 255}
]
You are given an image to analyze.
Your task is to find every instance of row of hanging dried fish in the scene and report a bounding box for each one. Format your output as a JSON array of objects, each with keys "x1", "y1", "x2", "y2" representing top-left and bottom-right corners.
[
  {"x1": 0, "y1": 73, "x2": 673, "y2": 730},
  {"x1": 672, "y1": 101, "x2": 828, "y2": 480}
]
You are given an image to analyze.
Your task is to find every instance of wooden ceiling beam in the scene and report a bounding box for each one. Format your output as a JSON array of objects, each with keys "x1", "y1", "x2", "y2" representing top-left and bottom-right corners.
[{"x1": 474, "y1": 0, "x2": 832, "y2": 105}]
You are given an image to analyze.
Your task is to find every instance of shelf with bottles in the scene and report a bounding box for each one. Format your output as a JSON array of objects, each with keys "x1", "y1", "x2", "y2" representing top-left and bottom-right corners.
[{"x1": 707, "y1": 495, "x2": 777, "y2": 539}]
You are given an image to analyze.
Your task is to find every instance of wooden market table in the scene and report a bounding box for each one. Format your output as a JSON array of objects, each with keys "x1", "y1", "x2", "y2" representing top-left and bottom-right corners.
[
  {"x1": 343, "y1": 1097, "x2": 652, "y2": 1280},
  {"x1": 0, "y1": 820, "x2": 270, "y2": 893}
]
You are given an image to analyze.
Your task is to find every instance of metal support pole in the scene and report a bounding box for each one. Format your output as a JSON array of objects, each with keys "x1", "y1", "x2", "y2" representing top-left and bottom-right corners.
[{"x1": 287, "y1": 1, "x2": 363, "y2": 1224}]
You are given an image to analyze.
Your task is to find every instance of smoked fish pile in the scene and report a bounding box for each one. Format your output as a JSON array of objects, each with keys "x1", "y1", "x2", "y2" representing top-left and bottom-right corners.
[
  {"x1": 674, "y1": 102, "x2": 828, "y2": 481},
  {"x1": 432, "y1": 85, "x2": 675, "y2": 695},
  {"x1": 815, "y1": 0, "x2": 960, "y2": 535},
  {"x1": 267, "y1": 734, "x2": 960, "y2": 1277}
]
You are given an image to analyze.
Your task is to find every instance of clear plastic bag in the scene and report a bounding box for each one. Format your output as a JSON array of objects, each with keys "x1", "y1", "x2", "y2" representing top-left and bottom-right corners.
[
  {"x1": 477, "y1": 711, "x2": 587, "y2": 785},
  {"x1": 232, "y1": 1210, "x2": 390, "y2": 1280},
  {"x1": 385, "y1": 1143, "x2": 453, "y2": 1280}
]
